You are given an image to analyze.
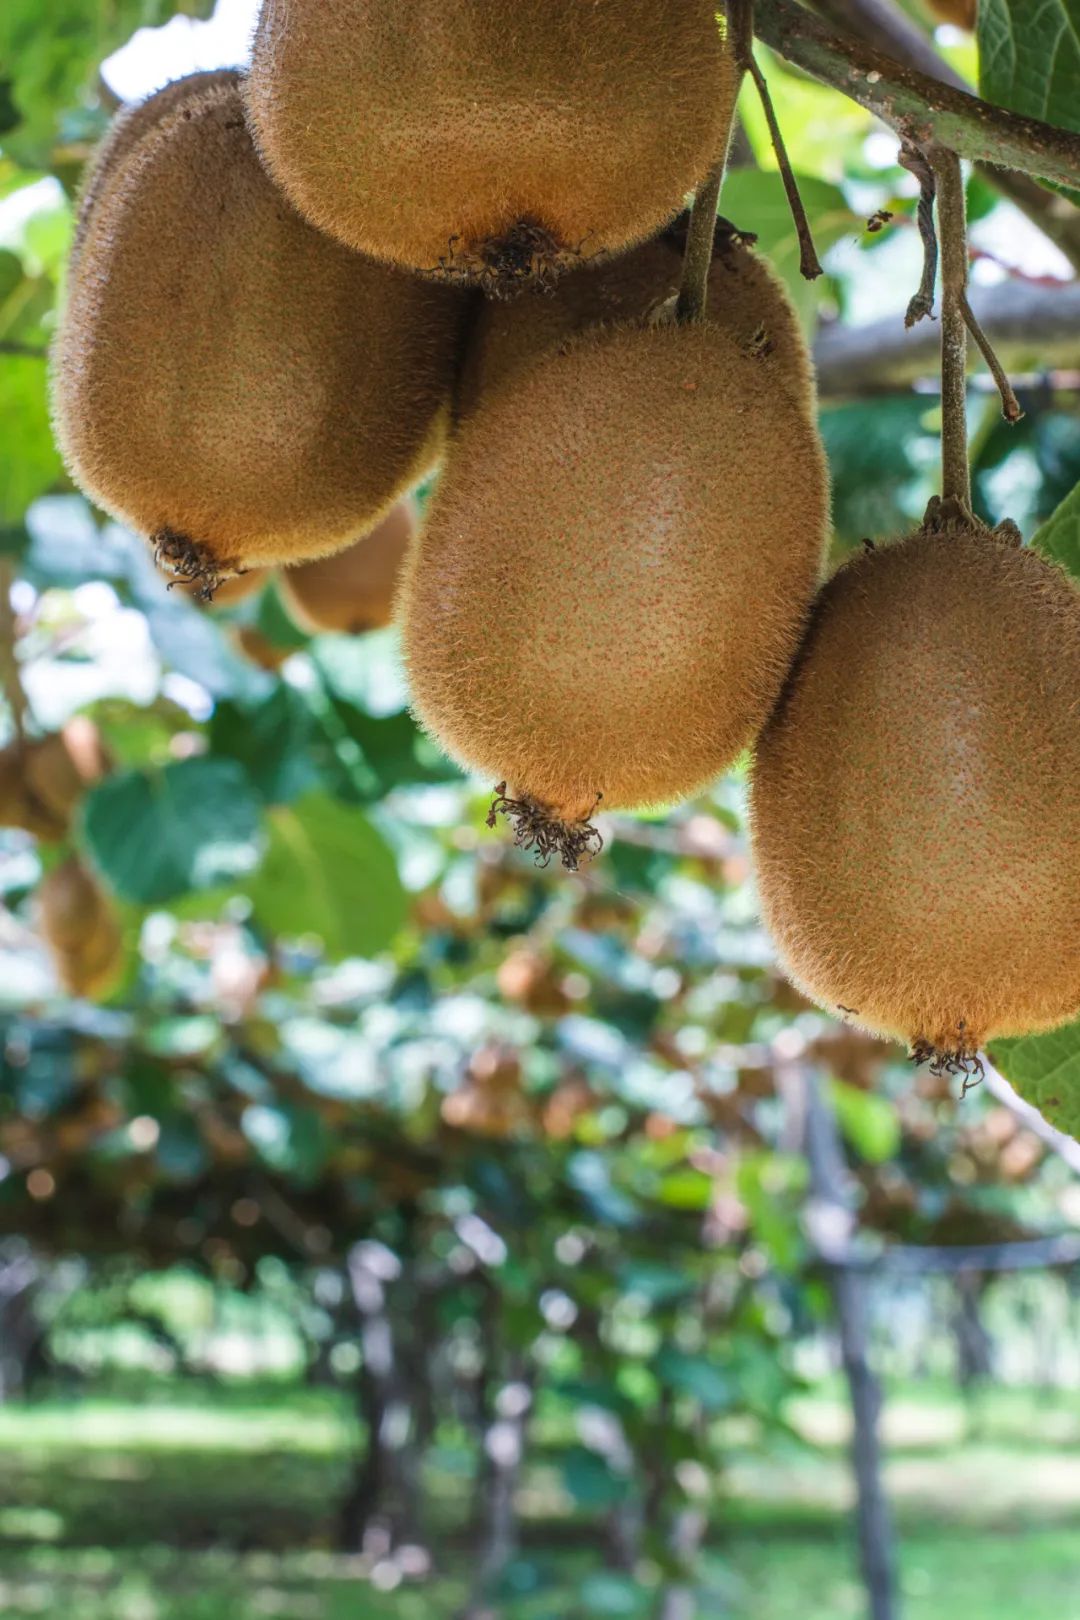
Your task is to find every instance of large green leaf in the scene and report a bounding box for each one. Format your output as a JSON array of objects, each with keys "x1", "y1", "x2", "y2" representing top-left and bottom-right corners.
[
  {"x1": 242, "y1": 791, "x2": 406, "y2": 960},
  {"x1": 210, "y1": 687, "x2": 316, "y2": 806},
  {"x1": 655, "y1": 1346, "x2": 732, "y2": 1413},
  {"x1": 990, "y1": 1021, "x2": 1080, "y2": 1141},
  {"x1": 82, "y1": 757, "x2": 264, "y2": 905},
  {"x1": 979, "y1": 0, "x2": 1080, "y2": 134},
  {"x1": 0, "y1": 354, "x2": 61, "y2": 530},
  {"x1": 979, "y1": 0, "x2": 1080, "y2": 199},
  {"x1": 829, "y1": 1078, "x2": 901, "y2": 1165},
  {"x1": 1032, "y1": 479, "x2": 1080, "y2": 577},
  {"x1": 0, "y1": 0, "x2": 215, "y2": 160}
]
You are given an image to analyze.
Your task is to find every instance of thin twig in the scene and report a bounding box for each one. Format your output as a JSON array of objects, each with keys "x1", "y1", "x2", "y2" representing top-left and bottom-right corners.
[
  {"x1": 0, "y1": 561, "x2": 29, "y2": 748},
  {"x1": 959, "y1": 294, "x2": 1025, "y2": 422},
  {"x1": 930, "y1": 146, "x2": 971, "y2": 512},
  {"x1": 744, "y1": 50, "x2": 823, "y2": 280},
  {"x1": 898, "y1": 142, "x2": 937, "y2": 327},
  {"x1": 0, "y1": 342, "x2": 47, "y2": 360}
]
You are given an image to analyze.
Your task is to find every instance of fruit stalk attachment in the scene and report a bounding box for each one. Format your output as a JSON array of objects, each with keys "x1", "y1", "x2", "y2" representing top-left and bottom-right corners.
[
  {"x1": 676, "y1": 157, "x2": 728, "y2": 324},
  {"x1": 930, "y1": 145, "x2": 972, "y2": 514},
  {"x1": 929, "y1": 143, "x2": 1023, "y2": 509},
  {"x1": 678, "y1": 0, "x2": 820, "y2": 323}
]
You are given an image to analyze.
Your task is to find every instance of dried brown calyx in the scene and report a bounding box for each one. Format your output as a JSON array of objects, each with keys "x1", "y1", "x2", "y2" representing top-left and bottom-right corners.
[
  {"x1": 432, "y1": 220, "x2": 582, "y2": 298},
  {"x1": 153, "y1": 529, "x2": 232, "y2": 602},
  {"x1": 909, "y1": 1037, "x2": 985, "y2": 1097},
  {"x1": 487, "y1": 783, "x2": 603, "y2": 873}
]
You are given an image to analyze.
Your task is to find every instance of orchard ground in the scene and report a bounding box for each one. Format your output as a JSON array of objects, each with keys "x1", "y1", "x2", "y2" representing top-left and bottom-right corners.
[{"x1": 0, "y1": 1378, "x2": 1077, "y2": 1620}]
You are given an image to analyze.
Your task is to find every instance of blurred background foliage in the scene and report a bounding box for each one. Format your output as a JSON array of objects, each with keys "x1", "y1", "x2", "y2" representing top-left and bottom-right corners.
[{"x1": 1, "y1": 1, "x2": 1080, "y2": 1617}]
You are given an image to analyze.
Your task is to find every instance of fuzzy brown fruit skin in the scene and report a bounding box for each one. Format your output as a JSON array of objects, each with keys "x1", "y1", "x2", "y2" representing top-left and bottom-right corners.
[
  {"x1": 245, "y1": 0, "x2": 737, "y2": 292},
  {"x1": 54, "y1": 71, "x2": 465, "y2": 587},
  {"x1": 0, "y1": 720, "x2": 112, "y2": 841},
  {"x1": 39, "y1": 855, "x2": 124, "y2": 1001},
  {"x1": 279, "y1": 497, "x2": 417, "y2": 636},
  {"x1": 230, "y1": 625, "x2": 293, "y2": 673},
  {"x1": 750, "y1": 516, "x2": 1080, "y2": 1064},
  {"x1": 70, "y1": 74, "x2": 224, "y2": 270},
  {"x1": 401, "y1": 317, "x2": 830, "y2": 825},
  {"x1": 457, "y1": 222, "x2": 813, "y2": 421},
  {"x1": 928, "y1": 0, "x2": 977, "y2": 28}
]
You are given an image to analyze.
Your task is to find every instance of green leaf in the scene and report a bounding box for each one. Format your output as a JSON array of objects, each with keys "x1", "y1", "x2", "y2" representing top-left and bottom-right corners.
[
  {"x1": 560, "y1": 1447, "x2": 628, "y2": 1511},
  {"x1": 210, "y1": 687, "x2": 316, "y2": 806},
  {"x1": 0, "y1": 355, "x2": 60, "y2": 527},
  {"x1": 1032, "y1": 480, "x2": 1080, "y2": 578},
  {"x1": 655, "y1": 1346, "x2": 732, "y2": 1413},
  {"x1": 979, "y1": 0, "x2": 1080, "y2": 134},
  {"x1": 82, "y1": 758, "x2": 264, "y2": 905},
  {"x1": 991, "y1": 1021, "x2": 1080, "y2": 1140},
  {"x1": 332, "y1": 699, "x2": 461, "y2": 796},
  {"x1": 242, "y1": 1100, "x2": 330, "y2": 1185},
  {"x1": 718, "y1": 168, "x2": 859, "y2": 328},
  {"x1": 978, "y1": 0, "x2": 1080, "y2": 199},
  {"x1": 655, "y1": 1166, "x2": 714, "y2": 1210},
  {"x1": 242, "y1": 791, "x2": 406, "y2": 959},
  {"x1": 0, "y1": 0, "x2": 215, "y2": 160},
  {"x1": 828, "y1": 1078, "x2": 901, "y2": 1164}
]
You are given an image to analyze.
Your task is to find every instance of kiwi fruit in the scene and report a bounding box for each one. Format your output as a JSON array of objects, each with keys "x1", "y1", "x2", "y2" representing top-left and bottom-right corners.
[
  {"x1": 279, "y1": 496, "x2": 417, "y2": 635},
  {"x1": 70, "y1": 75, "x2": 225, "y2": 269},
  {"x1": 39, "y1": 854, "x2": 124, "y2": 1000},
  {"x1": 400, "y1": 308, "x2": 829, "y2": 866},
  {"x1": 54, "y1": 70, "x2": 466, "y2": 595},
  {"x1": 928, "y1": 0, "x2": 976, "y2": 27},
  {"x1": 230, "y1": 625, "x2": 294, "y2": 673},
  {"x1": 750, "y1": 501, "x2": 1080, "y2": 1073},
  {"x1": 0, "y1": 720, "x2": 111, "y2": 841},
  {"x1": 456, "y1": 218, "x2": 812, "y2": 421},
  {"x1": 245, "y1": 0, "x2": 737, "y2": 293}
]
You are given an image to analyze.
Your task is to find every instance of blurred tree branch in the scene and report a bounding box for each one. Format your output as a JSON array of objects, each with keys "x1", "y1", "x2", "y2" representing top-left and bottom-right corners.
[
  {"x1": 814, "y1": 280, "x2": 1080, "y2": 395},
  {"x1": 753, "y1": 0, "x2": 1080, "y2": 191}
]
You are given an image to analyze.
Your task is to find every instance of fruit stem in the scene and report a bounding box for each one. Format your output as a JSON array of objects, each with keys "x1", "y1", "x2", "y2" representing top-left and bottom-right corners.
[
  {"x1": 0, "y1": 559, "x2": 29, "y2": 749},
  {"x1": 930, "y1": 145, "x2": 971, "y2": 513},
  {"x1": 676, "y1": 0, "x2": 756, "y2": 323},
  {"x1": 675, "y1": 157, "x2": 728, "y2": 324}
]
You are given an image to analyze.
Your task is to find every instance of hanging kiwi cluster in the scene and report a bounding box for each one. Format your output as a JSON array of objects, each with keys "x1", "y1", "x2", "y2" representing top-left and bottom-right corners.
[{"x1": 49, "y1": 5, "x2": 1080, "y2": 1081}]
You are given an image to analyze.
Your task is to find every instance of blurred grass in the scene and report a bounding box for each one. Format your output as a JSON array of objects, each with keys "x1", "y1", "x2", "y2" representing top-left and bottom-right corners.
[{"x1": 0, "y1": 1381, "x2": 1077, "y2": 1618}]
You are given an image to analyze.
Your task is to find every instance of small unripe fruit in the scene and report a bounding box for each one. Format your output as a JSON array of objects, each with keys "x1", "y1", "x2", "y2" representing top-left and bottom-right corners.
[
  {"x1": 0, "y1": 720, "x2": 111, "y2": 841},
  {"x1": 279, "y1": 497, "x2": 417, "y2": 635},
  {"x1": 751, "y1": 507, "x2": 1080, "y2": 1070},
  {"x1": 928, "y1": 0, "x2": 976, "y2": 28},
  {"x1": 39, "y1": 855, "x2": 124, "y2": 1000}
]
